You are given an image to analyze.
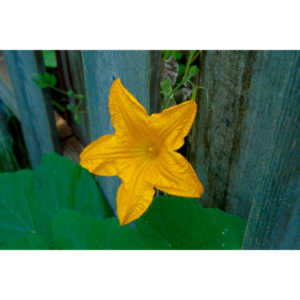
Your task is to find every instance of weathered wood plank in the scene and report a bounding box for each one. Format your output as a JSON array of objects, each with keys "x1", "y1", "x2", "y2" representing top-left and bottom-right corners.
[
  {"x1": 0, "y1": 52, "x2": 11, "y2": 86},
  {"x1": 0, "y1": 53, "x2": 20, "y2": 119},
  {"x1": 62, "y1": 50, "x2": 90, "y2": 145},
  {"x1": 190, "y1": 51, "x2": 258, "y2": 216},
  {"x1": 81, "y1": 50, "x2": 161, "y2": 211},
  {"x1": 189, "y1": 50, "x2": 300, "y2": 249},
  {"x1": 0, "y1": 101, "x2": 19, "y2": 172},
  {"x1": 267, "y1": 176, "x2": 300, "y2": 249},
  {"x1": 0, "y1": 78, "x2": 19, "y2": 119},
  {"x1": 3, "y1": 51, "x2": 60, "y2": 168},
  {"x1": 149, "y1": 51, "x2": 161, "y2": 114}
]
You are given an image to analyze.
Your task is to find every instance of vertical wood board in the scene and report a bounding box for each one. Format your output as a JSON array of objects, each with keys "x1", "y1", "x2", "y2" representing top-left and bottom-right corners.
[
  {"x1": 267, "y1": 176, "x2": 300, "y2": 249},
  {"x1": 3, "y1": 51, "x2": 60, "y2": 167},
  {"x1": 81, "y1": 50, "x2": 160, "y2": 211},
  {"x1": 65, "y1": 50, "x2": 90, "y2": 145},
  {"x1": 0, "y1": 53, "x2": 19, "y2": 118},
  {"x1": 189, "y1": 50, "x2": 300, "y2": 248},
  {"x1": 190, "y1": 51, "x2": 258, "y2": 216},
  {"x1": 0, "y1": 78, "x2": 19, "y2": 119},
  {"x1": 0, "y1": 101, "x2": 19, "y2": 171}
]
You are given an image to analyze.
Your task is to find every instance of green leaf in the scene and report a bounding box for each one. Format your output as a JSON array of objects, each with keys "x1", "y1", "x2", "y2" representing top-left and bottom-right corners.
[
  {"x1": 188, "y1": 65, "x2": 199, "y2": 78},
  {"x1": 42, "y1": 50, "x2": 57, "y2": 68},
  {"x1": 74, "y1": 94, "x2": 84, "y2": 100},
  {"x1": 66, "y1": 103, "x2": 73, "y2": 110},
  {"x1": 52, "y1": 210, "x2": 161, "y2": 250},
  {"x1": 0, "y1": 170, "x2": 36, "y2": 245},
  {"x1": 33, "y1": 72, "x2": 56, "y2": 88},
  {"x1": 30, "y1": 153, "x2": 113, "y2": 240},
  {"x1": 178, "y1": 64, "x2": 185, "y2": 76},
  {"x1": 0, "y1": 153, "x2": 113, "y2": 248},
  {"x1": 1, "y1": 233, "x2": 49, "y2": 250},
  {"x1": 136, "y1": 196, "x2": 247, "y2": 249},
  {"x1": 134, "y1": 221, "x2": 172, "y2": 249},
  {"x1": 52, "y1": 210, "x2": 100, "y2": 249},
  {"x1": 94, "y1": 217, "x2": 150, "y2": 250},
  {"x1": 173, "y1": 52, "x2": 183, "y2": 61},
  {"x1": 67, "y1": 90, "x2": 75, "y2": 98},
  {"x1": 162, "y1": 50, "x2": 171, "y2": 60},
  {"x1": 160, "y1": 78, "x2": 173, "y2": 96}
]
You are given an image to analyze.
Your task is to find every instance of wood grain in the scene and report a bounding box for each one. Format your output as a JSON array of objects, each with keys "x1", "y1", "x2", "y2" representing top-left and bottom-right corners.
[
  {"x1": 0, "y1": 53, "x2": 20, "y2": 119},
  {"x1": 189, "y1": 51, "x2": 300, "y2": 249},
  {"x1": 3, "y1": 51, "x2": 60, "y2": 167}
]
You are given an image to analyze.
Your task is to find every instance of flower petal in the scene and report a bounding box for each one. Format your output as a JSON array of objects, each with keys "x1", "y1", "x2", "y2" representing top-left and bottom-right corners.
[
  {"x1": 116, "y1": 158, "x2": 155, "y2": 225},
  {"x1": 147, "y1": 150, "x2": 204, "y2": 198},
  {"x1": 149, "y1": 100, "x2": 197, "y2": 150},
  {"x1": 109, "y1": 79, "x2": 150, "y2": 138},
  {"x1": 80, "y1": 134, "x2": 139, "y2": 176}
]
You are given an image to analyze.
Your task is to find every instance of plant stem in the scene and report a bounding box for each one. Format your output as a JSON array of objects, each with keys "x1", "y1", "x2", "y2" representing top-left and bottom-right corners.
[{"x1": 51, "y1": 86, "x2": 69, "y2": 96}]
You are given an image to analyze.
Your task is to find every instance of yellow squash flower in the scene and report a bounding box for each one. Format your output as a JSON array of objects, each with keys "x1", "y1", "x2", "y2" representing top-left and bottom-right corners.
[{"x1": 80, "y1": 79, "x2": 204, "y2": 225}]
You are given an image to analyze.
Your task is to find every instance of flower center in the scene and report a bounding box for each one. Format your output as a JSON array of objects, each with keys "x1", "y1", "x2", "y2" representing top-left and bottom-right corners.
[{"x1": 146, "y1": 144, "x2": 158, "y2": 159}]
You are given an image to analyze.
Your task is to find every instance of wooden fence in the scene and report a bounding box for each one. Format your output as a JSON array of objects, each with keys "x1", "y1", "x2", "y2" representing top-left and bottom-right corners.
[{"x1": 0, "y1": 50, "x2": 299, "y2": 249}]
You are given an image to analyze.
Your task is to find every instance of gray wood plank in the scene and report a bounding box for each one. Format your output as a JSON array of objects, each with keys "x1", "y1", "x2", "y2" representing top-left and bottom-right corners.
[
  {"x1": 3, "y1": 51, "x2": 60, "y2": 168},
  {"x1": 64, "y1": 50, "x2": 90, "y2": 145},
  {"x1": 149, "y1": 51, "x2": 161, "y2": 113},
  {"x1": 188, "y1": 50, "x2": 300, "y2": 249},
  {"x1": 0, "y1": 78, "x2": 19, "y2": 119},
  {"x1": 267, "y1": 176, "x2": 300, "y2": 249},
  {"x1": 0, "y1": 101, "x2": 19, "y2": 171},
  {"x1": 0, "y1": 52, "x2": 11, "y2": 87},
  {"x1": 189, "y1": 51, "x2": 258, "y2": 216},
  {"x1": 81, "y1": 50, "x2": 161, "y2": 211},
  {"x1": 0, "y1": 53, "x2": 20, "y2": 119}
]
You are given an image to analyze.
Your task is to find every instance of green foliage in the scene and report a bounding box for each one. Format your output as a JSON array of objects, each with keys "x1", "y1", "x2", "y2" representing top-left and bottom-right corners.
[
  {"x1": 0, "y1": 154, "x2": 246, "y2": 250},
  {"x1": 1, "y1": 234, "x2": 49, "y2": 250},
  {"x1": 0, "y1": 153, "x2": 112, "y2": 249},
  {"x1": 136, "y1": 196, "x2": 246, "y2": 249},
  {"x1": 52, "y1": 210, "x2": 156, "y2": 250},
  {"x1": 33, "y1": 72, "x2": 56, "y2": 88},
  {"x1": 162, "y1": 50, "x2": 183, "y2": 61},
  {"x1": 42, "y1": 50, "x2": 57, "y2": 68},
  {"x1": 160, "y1": 78, "x2": 173, "y2": 105},
  {"x1": 52, "y1": 210, "x2": 102, "y2": 249},
  {"x1": 160, "y1": 50, "x2": 202, "y2": 109},
  {"x1": 33, "y1": 72, "x2": 84, "y2": 124},
  {"x1": 188, "y1": 65, "x2": 199, "y2": 78}
]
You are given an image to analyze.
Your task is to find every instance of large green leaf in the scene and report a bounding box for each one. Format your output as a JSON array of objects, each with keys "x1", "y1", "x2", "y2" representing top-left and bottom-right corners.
[
  {"x1": 52, "y1": 209, "x2": 163, "y2": 250},
  {"x1": 30, "y1": 153, "x2": 113, "y2": 240},
  {"x1": 52, "y1": 210, "x2": 100, "y2": 249},
  {"x1": 0, "y1": 170, "x2": 35, "y2": 245},
  {"x1": 1, "y1": 233, "x2": 49, "y2": 250},
  {"x1": 0, "y1": 153, "x2": 247, "y2": 250},
  {"x1": 136, "y1": 195, "x2": 247, "y2": 249},
  {"x1": 0, "y1": 153, "x2": 112, "y2": 248}
]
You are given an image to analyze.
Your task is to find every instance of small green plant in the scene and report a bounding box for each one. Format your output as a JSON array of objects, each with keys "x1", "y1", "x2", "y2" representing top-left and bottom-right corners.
[
  {"x1": 33, "y1": 72, "x2": 84, "y2": 123},
  {"x1": 42, "y1": 50, "x2": 57, "y2": 68},
  {"x1": 160, "y1": 50, "x2": 209, "y2": 109}
]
